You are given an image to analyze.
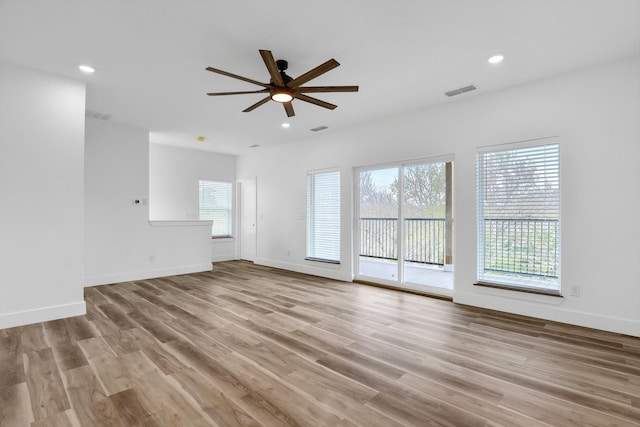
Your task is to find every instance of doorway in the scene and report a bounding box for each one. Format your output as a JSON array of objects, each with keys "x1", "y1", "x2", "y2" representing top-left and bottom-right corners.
[
  {"x1": 237, "y1": 177, "x2": 257, "y2": 262},
  {"x1": 355, "y1": 159, "x2": 453, "y2": 295}
]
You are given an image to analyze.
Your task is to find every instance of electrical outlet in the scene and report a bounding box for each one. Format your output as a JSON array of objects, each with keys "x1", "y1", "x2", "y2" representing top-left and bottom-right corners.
[{"x1": 569, "y1": 285, "x2": 580, "y2": 297}]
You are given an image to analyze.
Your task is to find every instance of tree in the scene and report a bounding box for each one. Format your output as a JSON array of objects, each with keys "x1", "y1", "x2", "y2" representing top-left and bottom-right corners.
[
  {"x1": 359, "y1": 170, "x2": 397, "y2": 217},
  {"x1": 391, "y1": 163, "x2": 445, "y2": 217},
  {"x1": 483, "y1": 150, "x2": 559, "y2": 219}
]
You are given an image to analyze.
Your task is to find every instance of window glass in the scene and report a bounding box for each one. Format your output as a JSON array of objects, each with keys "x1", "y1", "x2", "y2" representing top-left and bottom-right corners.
[
  {"x1": 199, "y1": 180, "x2": 232, "y2": 238},
  {"x1": 477, "y1": 142, "x2": 560, "y2": 293},
  {"x1": 306, "y1": 170, "x2": 340, "y2": 263}
]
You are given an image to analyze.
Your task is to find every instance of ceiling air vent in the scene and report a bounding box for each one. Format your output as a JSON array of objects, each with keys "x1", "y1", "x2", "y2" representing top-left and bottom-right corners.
[
  {"x1": 85, "y1": 109, "x2": 112, "y2": 121},
  {"x1": 310, "y1": 125, "x2": 328, "y2": 132},
  {"x1": 445, "y1": 85, "x2": 477, "y2": 97}
]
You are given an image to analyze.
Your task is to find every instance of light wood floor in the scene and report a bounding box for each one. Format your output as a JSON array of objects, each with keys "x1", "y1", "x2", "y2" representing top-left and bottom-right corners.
[{"x1": 1, "y1": 261, "x2": 639, "y2": 426}]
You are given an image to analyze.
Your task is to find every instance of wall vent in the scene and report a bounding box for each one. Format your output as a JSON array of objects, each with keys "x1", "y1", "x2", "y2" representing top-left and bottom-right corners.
[
  {"x1": 445, "y1": 85, "x2": 477, "y2": 97},
  {"x1": 85, "y1": 109, "x2": 112, "y2": 121},
  {"x1": 310, "y1": 125, "x2": 328, "y2": 132}
]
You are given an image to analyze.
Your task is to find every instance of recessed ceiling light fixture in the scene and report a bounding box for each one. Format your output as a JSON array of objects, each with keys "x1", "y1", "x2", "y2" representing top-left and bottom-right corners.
[
  {"x1": 281, "y1": 123, "x2": 291, "y2": 128},
  {"x1": 78, "y1": 64, "x2": 95, "y2": 74},
  {"x1": 488, "y1": 54, "x2": 504, "y2": 64}
]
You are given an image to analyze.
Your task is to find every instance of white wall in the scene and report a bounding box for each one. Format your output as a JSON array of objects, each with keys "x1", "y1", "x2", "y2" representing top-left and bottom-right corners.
[
  {"x1": 85, "y1": 120, "x2": 213, "y2": 286},
  {"x1": 237, "y1": 56, "x2": 640, "y2": 336},
  {"x1": 0, "y1": 61, "x2": 86, "y2": 328},
  {"x1": 149, "y1": 143, "x2": 237, "y2": 262}
]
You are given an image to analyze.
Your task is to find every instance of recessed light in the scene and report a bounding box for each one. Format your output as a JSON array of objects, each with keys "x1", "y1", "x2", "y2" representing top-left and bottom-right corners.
[
  {"x1": 281, "y1": 123, "x2": 291, "y2": 128},
  {"x1": 78, "y1": 64, "x2": 95, "y2": 74},
  {"x1": 248, "y1": 144, "x2": 260, "y2": 148},
  {"x1": 488, "y1": 55, "x2": 504, "y2": 65}
]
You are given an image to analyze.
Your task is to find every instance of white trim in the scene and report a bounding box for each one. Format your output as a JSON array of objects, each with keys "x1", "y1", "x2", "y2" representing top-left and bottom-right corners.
[
  {"x1": 84, "y1": 263, "x2": 212, "y2": 286},
  {"x1": 306, "y1": 166, "x2": 340, "y2": 175},
  {"x1": 0, "y1": 301, "x2": 86, "y2": 329},
  {"x1": 255, "y1": 258, "x2": 352, "y2": 282},
  {"x1": 212, "y1": 254, "x2": 236, "y2": 263},
  {"x1": 211, "y1": 237, "x2": 235, "y2": 243},
  {"x1": 149, "y1": 220, "x2": 212, "y2": 227},
  {"x1": 355, "y1": 153, "x2": 455, "y2": 172},
  {"x1": 476, "y1": 135, "x2": 559, "y2": 153},
  {"x1": 454, "y1": 291, "x2": 639, "y2": 337}
]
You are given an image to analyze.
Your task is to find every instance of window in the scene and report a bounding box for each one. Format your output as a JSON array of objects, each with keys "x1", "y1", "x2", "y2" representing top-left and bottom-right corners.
[
  {"x1": 306, "y1": 170, "x2": 340, "y2": 263},
  {"x1": 476, "y1": 140, "x2": 560, "y2": 294},
  {"x1": 199, "y1": 180, "x2": 232, "y2": 238}
]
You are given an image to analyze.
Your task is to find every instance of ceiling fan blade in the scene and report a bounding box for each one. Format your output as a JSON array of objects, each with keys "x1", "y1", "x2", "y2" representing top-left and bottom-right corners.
[
  {"x1": 287, "y1": 59, "x2": 340, "y2": 88},
  {"x1": 242, "y1": 96, "x2": 271, "y2": 112},
  {"x1": 259, "y1": 50, "x2": 285, "y2": 87},
  {"x1": 283, "y1": 102, "x2": 295, "y2": 117},
  {"x1": 297, "y1": 85, "x2": 359, "y2": 93},
  {"x1": 206, "y1": 66, "x2": 270, "y2": 88},
  {"x1": 207, "y1": 89, "x2": 269, "y2": 96},
  {"x1": 296, "y1": 94, "x2": 337, "y2": 110}
]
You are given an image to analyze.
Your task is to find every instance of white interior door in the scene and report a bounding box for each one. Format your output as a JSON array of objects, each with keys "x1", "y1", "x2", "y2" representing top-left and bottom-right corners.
[{"x1": 238, "y1": 177, "x2": 257, "y2": 262}]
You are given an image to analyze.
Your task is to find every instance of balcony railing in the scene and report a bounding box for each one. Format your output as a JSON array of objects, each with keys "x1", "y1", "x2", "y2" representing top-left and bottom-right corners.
[
  {"x1": 360, "y1": 217, "x2": 559, "y2": 278},
  {"x1": 483, "y1": 218, "x2": 558, "y2": 278},
  {"x1": 360, "y1": 218, "x2": 445, "y2": 266}
]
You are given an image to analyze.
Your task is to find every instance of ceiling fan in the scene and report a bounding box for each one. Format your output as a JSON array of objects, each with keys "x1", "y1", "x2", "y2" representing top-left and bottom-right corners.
[{"x1": 205, "y1": 49, "x2": 358, "y2": 117}]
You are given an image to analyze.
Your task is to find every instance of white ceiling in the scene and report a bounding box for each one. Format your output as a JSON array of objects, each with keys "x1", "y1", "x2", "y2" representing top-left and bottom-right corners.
[{"x1": 1, "y1": 0, "x2": 638, "y2": 155}]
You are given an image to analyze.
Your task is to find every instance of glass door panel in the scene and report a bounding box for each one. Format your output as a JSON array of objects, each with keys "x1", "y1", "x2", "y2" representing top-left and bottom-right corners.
[
  {"x1": 402, "y1": 162, "x2": 452, "y2": 290},
  {"x1": 357, "y1": 167, "x2": 400, "y2": 283}
]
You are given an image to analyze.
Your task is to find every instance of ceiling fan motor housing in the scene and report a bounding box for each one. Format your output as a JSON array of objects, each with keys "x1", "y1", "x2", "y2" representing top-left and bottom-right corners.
[
  {"x1": 276, "y1": 59, "x2": 288, "y2": 71},
  {"x1": 274, "y1": 59, "x2": 293, "y2": 84}
]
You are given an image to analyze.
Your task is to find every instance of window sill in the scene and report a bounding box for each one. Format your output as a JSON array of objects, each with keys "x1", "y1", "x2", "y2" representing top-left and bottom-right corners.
[
  {"x1": 305, "y1": 257, "x2": 340, "y2": 265},
  {"x1": 149, "y1": 220, "x2": 213, "y2": 227},
  {"x1": 211, "y1": 236, "x2": 234, "y2": 243},
  {"x1": 474, "y1": 281, "x2": 562, "y2": 297}
]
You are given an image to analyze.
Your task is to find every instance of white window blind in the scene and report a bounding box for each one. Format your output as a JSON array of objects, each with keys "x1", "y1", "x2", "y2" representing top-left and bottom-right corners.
[
  {"x1": 199, "y1": 180, "x2": 232, "y2": 238},
  {"x1": 476, "y1": 141, "x2": 560, "y2": 293},
  {"x1": 306, "y1": 170, "x2": 340, "y2": 263}
]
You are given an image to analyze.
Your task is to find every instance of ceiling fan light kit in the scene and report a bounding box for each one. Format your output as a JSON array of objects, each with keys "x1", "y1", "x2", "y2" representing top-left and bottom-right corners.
[
  {"x1": 271, "y1": 89, "x2": 293, "y2": 103},
  {"x1": 206, "y1": 49, "x2": 358, "y2": 117}
]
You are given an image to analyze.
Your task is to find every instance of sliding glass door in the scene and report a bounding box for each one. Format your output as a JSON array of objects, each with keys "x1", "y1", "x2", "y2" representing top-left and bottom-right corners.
[
  {"x1": 356, "y1": 160, "x2": 454, "y2": 295},
  {"x1": 357, "y1": 167, "x2": 400, "y2": 282}
]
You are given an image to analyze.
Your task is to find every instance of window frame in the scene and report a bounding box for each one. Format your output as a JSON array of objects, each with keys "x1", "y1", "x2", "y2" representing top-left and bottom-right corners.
[
  {"x1": 198, "y1": 179, "x2": 233, "y2": 239},
  {"x1": 306, "y1": 168, "x2": 341, "y2": 264},
  {"x1": 476, "y1": 138, "x2": 561, "y2": 295}
]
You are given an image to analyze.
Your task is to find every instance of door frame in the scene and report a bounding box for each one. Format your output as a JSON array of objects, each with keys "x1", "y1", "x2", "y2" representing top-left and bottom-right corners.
[
  {"x1": 354, "y1": 155, "x2": 454, "y2": 296},
  {"x1": 237, "y1": 176, "x2": 257, "y2": 262}
]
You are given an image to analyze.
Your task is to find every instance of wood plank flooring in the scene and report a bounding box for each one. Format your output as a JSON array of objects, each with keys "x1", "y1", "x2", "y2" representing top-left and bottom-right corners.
[{"x1": 1, "y1": 260, "x2": 639, "y2": 426}]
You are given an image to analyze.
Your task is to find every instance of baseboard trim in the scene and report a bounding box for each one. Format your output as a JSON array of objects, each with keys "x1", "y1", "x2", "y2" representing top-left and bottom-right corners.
[
  {"x1": 0, "y1": 301, "x2": 86, "y2": 330},
  {"x1": 454, "y1": 291, "x2": 640, "y2": 337},
  {"x1": 212, "y1": 254, "x2": 237, "y2": 263},
  {"x1": 255, "y1": 258, "x2": 352, "y2": 282},
  {"x1": 84, "y1": 263, "x2": 213, "y2": 287}
]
